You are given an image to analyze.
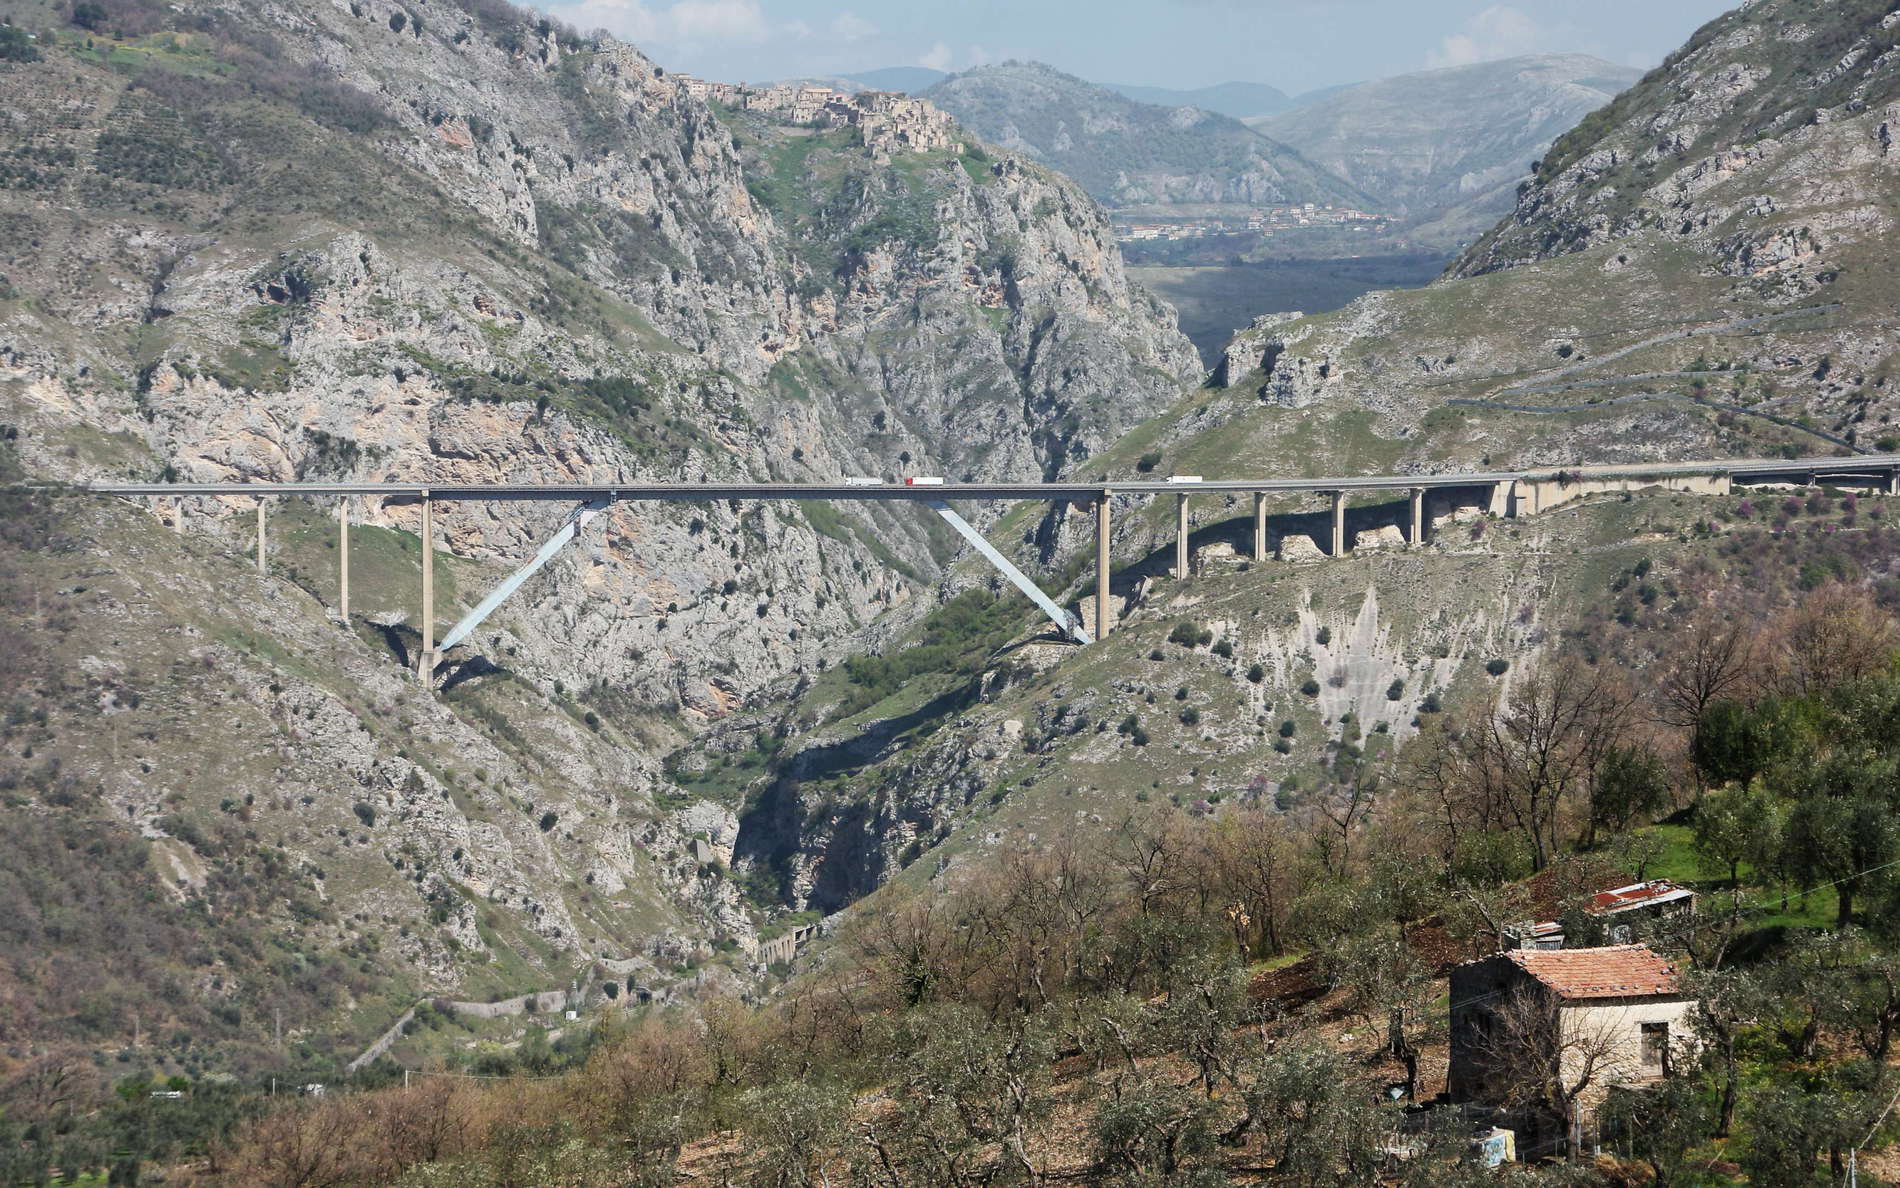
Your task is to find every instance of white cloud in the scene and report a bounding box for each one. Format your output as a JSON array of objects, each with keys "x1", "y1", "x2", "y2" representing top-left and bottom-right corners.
[
  {"x1": 918, "y1": 41, "x2": 954, "y2": 72},
  {"x1": 829, "y1": 10, "x2": 875, "y2": 41},
  {"x1": 1427, "y1": 4, "x2": 1545, "y2": 69},
  {"x1": 553, "y1": 0, "x2": 769, "y2": 47}
]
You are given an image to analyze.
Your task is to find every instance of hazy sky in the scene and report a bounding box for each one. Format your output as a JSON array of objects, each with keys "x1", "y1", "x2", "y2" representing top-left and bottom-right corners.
[{"x1": 537, "y1": 0, "x2": 1740, "y2": 94}]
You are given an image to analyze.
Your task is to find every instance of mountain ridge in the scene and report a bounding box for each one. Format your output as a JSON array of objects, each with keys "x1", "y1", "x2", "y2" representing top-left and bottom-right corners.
[
  {"x1": 1251, "y1": 53, "x2": 1645, "y2": 243},
  {"x1": 923, "y1": 59, "x2": 1372, "y2": 211}
]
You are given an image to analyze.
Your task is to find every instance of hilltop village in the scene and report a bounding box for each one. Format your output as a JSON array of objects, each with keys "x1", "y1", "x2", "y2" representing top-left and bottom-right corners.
[{"x1": 674, "y1": 76, "x2": 963, "y2": 158}]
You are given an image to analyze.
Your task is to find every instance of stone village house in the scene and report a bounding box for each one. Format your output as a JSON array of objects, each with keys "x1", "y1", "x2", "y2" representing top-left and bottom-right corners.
[{"x1": 1448, "y1": 945, "x2": 1698, "y2": 1154}]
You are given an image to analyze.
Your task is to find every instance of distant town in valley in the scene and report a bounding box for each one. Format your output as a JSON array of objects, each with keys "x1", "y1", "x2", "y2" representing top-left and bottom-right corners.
[{"x1": 1113, "y1": 203, "x2": 1394, "y2": 245}]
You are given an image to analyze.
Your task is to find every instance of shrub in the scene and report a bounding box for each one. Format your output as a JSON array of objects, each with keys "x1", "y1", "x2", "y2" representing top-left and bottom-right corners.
[
  {"x1": 1178, "y1": 706, "x2": 1200, "y2": 727},
  {"x1": 352, "y1": 802, "x2": 376, "y2": 827},
  {"x1": 1273, "y1": 738, "x2": 1292, "y2": 754},
  {"x1": 1135, "y1": 451, "x2": 1162, "y2": 473},
  {"x1": 1167, "y1": 620, "x2": 1213, "y2": 648},
  {"x1": 1278, "y1": 720, "x2": 1296, "y2": 738},
  {"x1": 1484, "y1": 658, "x2": 1510, "y2": 676},
  {"x1": 538, "y1": 810, "x2": 558, "y2": 832},
  {"x1": 1420, "y1": 692, "x2": 1442, "y2": 713},
  {"x1": 0, "y1": 24, "x2": 41, "y2": 60},
  {"x1": 1117, "y1": 714, "x2": 1140, "y2": 735},
  {"x1": 1246, "y1": 663, "x2": 1264, "y2": 683},
  {"x1": 1386, "y1": 678, "x2": 1405, "y2": 700},
  {"x1": 1299, "y1": 678, "x2": 1321, "y2": 697},
  {"x1": 1212, "y1": 639, "x2": 1234, "y2": 659},
  {"x1": 1315, "y1": 626, "x2": 1332, "y2": 645},
  {"x1": 1129, "y1": 728, "x2": 1150, "y2": 747}
]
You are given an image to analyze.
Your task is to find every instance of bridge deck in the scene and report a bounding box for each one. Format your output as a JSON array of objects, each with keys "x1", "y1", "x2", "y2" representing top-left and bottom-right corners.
[{"x1": 57, "y1": 452, "x2": 1900, "y2": 502}]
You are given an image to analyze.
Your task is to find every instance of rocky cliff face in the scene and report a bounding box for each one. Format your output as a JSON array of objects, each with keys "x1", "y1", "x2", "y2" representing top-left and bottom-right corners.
[
  {"x1": 1457, "y1": 1, "x2": 1900, "y2": 277},
  {"x1": 0, "y1": 0, "x2": 1194, "y2": 704},
  {"x1": 0, "y1": 0, "x2": 1194, "y2": 1061}
]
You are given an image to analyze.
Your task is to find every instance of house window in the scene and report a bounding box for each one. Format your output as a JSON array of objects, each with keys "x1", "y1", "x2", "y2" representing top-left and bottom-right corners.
[{"x1": 1641, "y1": 1022, "x2": 1669, "y2": 1072}]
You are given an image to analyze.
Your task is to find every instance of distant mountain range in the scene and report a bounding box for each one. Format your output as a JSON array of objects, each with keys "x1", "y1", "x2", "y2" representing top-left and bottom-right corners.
[
  {"x1": 1250, "y1": 54, "x2": 1645, "y2": 243},
  {"x1": 815, "y1": 70, "x2": 1302, "y2": 121},
  {"x1": 921, "y1": 61, "x2": 1368, "y2": 210},
  {"x1": 784, "y1": 56, "x2": 1642, "y2": 242},
  {"x1": 1097, "y1": 79, "x2": 1293, "y2": 118}
]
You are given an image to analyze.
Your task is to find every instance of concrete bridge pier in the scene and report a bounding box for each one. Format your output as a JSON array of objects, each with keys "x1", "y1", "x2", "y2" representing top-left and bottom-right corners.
[
  {"x1": 1329, "y1": 491, "x2": 1346, "y2": 556},
  {"x1": 1174, "y1": 493, "x2": 1190, "y2": 578},
  {"x1": 1253, "y1": 493, "x2": 1268, "y2": 562},
  {"x1": 338, "y1": 498, "x2": 351, "y2": 622},
  {"x1": 418, "y1": 494, "x2": 436, "y2": 679},
  {"x1": 1489, "y1": 480, "x2": 1515, "y2": 518},
  {"x1": 1889, "y1": 469, "x2": 1900, "y2": 496},
  {"x1": 255, "y1": 497, "x2": 267, "y2": 574},
  {"x1": 1095, "y1": 494, "x2": 1112, "y2": 640},
  {"x1": 1409, "y1": 487, "x2": 1425, "y2": 547}
]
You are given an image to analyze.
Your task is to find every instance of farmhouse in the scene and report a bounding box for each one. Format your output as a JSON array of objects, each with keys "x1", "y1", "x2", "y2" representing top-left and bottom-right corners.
[{"x1": 1448, "y1": 944, "x2": 1698, "y2": 1148}]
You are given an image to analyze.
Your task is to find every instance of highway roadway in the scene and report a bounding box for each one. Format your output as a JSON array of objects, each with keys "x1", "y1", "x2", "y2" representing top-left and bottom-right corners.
[{"x1": 68, "y1": 452, "x2": 1900, "y2": 503}]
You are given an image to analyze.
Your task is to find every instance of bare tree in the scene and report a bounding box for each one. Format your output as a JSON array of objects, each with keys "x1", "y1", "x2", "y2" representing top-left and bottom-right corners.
[
  {"x1": 0, "y1": 1048, "x2": 101, "y2": 1128},
  {"x1": 1213, "y1": 806, "x2": 1294, "y2": 958},
  {"x1": 1443, "y1": 657, "x2": 1639, "y2": 871},
  {"x1": 1655, "y1": 601, "x2": 1759, "y2": 793},
  {"x1": 1768, "y1": 581, "x2": 1899, "y2": 698},
  {"x1": 1468, "y1": 984, "x2": 1635, "y2": 1156}
]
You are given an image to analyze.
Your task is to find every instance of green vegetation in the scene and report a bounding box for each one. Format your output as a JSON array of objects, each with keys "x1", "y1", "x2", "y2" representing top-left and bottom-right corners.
[
  {"x1": 836, "y1": 590, "x2": 1024, "y2": 719},
  {"x1": 0, "y1": 24, "x2": 42, "y2": 60},
  {"x1": 1167, "y1": 619, "x2": 1213, "y2": 647}
]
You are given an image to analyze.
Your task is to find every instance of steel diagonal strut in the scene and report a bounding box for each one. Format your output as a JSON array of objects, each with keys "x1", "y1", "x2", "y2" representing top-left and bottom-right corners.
[
  {"x1": 925, "y1": 500, "x2": 1092, "y2": 645},
  {"x1": 437, "y1": 500, "x2": 608, "y2": 654}
]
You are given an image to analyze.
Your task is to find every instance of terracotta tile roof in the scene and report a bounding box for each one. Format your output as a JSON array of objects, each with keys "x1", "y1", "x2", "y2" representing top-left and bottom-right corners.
[{"x1": 1502, "y1": 944, "x2": 1683, "y2": 1000}]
